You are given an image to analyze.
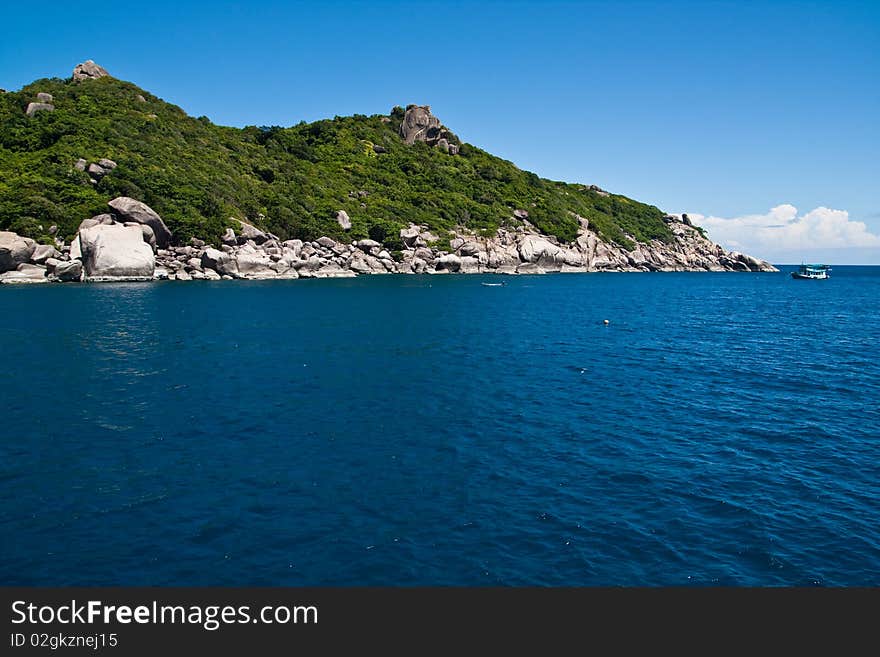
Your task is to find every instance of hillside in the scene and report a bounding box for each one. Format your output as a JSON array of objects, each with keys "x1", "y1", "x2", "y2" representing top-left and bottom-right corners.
[{"x1": 0, "y1": 63, "x2": 674, "y2": 251}]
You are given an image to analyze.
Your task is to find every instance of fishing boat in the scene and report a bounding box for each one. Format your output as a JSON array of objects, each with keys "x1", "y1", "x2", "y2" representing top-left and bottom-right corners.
[
  {"x1": 791, "y1": 263, "x2": 830, "y2": 280},
  {"x1": 481, "y1": 282, "x2": 506, "y2": 287}
]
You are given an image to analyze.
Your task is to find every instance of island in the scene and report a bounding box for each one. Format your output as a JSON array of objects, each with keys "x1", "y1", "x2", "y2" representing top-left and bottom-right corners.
[{"x1": 0, "y1": 61, "x2": 776, "y2": 284}]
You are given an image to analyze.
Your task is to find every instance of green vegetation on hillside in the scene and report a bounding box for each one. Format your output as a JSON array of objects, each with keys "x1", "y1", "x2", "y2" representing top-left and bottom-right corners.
[{"x1": 0, "y1": 75, "x2": 673, "y2": 250}]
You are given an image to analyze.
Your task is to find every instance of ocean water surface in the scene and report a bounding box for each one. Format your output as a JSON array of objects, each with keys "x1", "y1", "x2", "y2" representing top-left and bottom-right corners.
[{"x1": 1, "y1": 266, "x2": 878, "y2": 585}]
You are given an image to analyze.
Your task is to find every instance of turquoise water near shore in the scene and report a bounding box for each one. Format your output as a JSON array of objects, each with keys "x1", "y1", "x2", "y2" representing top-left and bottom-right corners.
[{"x1": 2, "y1": 266, "x2": 879, "y2": 585}]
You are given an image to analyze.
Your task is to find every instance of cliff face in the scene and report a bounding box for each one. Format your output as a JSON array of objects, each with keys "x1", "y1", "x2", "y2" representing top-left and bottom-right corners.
[{"x1": 0, "y1": 61, "x2": 777, "y2": 282}]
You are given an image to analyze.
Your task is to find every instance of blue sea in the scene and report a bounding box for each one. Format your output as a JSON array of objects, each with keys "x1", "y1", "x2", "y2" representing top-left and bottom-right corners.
[{"x1": 2, "y1": 266, "x2": 879, "y2": 586}]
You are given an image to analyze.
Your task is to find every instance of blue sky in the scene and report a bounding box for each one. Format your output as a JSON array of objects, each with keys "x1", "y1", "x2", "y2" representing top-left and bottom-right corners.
[{"x1": 2, "y1": 0, "x2": 878, "y2": 262}]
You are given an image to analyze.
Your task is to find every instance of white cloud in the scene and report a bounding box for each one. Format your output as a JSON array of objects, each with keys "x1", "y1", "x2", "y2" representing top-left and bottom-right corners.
[{"x1": 688, "y1": 205, "x2": 880, "y2": 258}]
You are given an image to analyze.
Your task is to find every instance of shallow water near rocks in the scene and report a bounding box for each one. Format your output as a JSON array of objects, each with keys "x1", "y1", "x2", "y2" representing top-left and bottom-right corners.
[{"x1": 2, "y1": 266, "x2": 879, "y2": 585}]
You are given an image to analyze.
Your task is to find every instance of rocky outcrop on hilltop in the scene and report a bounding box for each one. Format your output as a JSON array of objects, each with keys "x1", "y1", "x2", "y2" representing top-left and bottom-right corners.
[
  {"x1": 0, "y1": 199, "x2": 776, "y2": 285},
  {"x1": 72, "y1": 60, "x2": 109, "y2": 81},
  {"x1": 399, "y1": 105, "x2": 460, "y2": 155}
]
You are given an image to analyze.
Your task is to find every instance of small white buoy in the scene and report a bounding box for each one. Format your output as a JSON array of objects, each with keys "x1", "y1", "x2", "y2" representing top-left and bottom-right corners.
[{"x1": 603, "y1": 319, "x2": 610, "y2": 325}]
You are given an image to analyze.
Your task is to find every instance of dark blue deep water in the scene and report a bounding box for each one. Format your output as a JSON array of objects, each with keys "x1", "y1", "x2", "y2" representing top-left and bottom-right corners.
[{"x1": 2, "y1": 266, "x2": 879, "y2": 586}]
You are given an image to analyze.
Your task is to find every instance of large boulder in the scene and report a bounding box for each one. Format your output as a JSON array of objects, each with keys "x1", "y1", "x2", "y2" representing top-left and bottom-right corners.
[
  {"x1": 348, "y1": 252, "x2": 385, "y2": 274},
  {"x1": 398, "y1": 104, "x2": 461, "y2": 155},
  {"x1": 559, "y1": 247, "x2": 586, "y2": 267},
  {"x1": 336, "y1": 210, "x2": 351, "y2": 231},
  {"x1": 410, "y1": 256, "x2": 428, "y2": 273},
  {"x1": 107, "y1": 197, "x2": 172, "y2": 248},
  {"x1": 236, "y1": 220, "x2": 268, "y2": 245},
  {"x1": 400, "y1": 226, "x2": 421, "y2": 247},
  {"x1": 281, "y1": 241, "x2": 303, "y2": 262},
  {"x1": 436, "y1": 254, "x2": 462, "y2": 272},
  {"x1": 458, "y1": 241, "x2": 481, "y2": 256},
  {"x1": 294, "y1": 254, "x2": 323, "y2": 273},
  {"x1": 30, "y1": 244, "x2": 60, "y2": 264},
  {"x1": 733, "y1": 251, "x2": 778, "y2": 272},
  {"x1": 627, "y1": 247, "x2": 648, "y2": 268},
  {"x1": 235, "y1": 252, "x2": 276, "y2": 279},
  {"x1": 87, "y1": 163, "x2": 107, "y2": 178},
  {"x1": 79, "y1": 223, "x2": 155, "y2": 280},
  {"x1": 486, "y1": 245, "x2": 519, "y2": 269},
  {"x1": 347, "y1": 254, "x2": 371, "y2": 274},
  {"x1": 25, "y1": 102, "x2": 54, "y2": 116},
  {"x1": 591, "y1": 242, "x2": 624, "y2": 270},
  {"x1": 413, "y1": 247, "x2": 435, "y2": 263},
  {"x1": 24, "y1": 103, "x2": 55, "y2": 116},
  {"x1": 399, "y1": 105, "x2": 460, "y2": 153},
  {"x1": 200, "y1": 247, "x2": 238, "y2": 277},
  {"x1": 399, "y1": 105, "x2": 442, "y2": 145},
  {"x1": 459, "y1": 256, "x2": 481, "y2": 273},
  {"x1": 0, "y1": 263, "x2": 47, "y2": 284},
  {"x1": 0, "y1": 231, "x2": 37, "y2": 272},
  {"x1": 72, "y1": 60, "x2": 109, "y2": 81},
  {"x1": 518, "y1": 236, "x2": 564, "y2": 267},
  {"x1": 54, "y1": 260, "x2": 83, "y2": 282},
  {"x1": 356, "y1": 239, "x2": 381, "y2": 251}
]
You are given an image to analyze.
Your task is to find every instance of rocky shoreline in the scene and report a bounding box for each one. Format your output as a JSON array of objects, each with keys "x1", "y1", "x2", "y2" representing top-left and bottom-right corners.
[{"x1": 0, "y1": 196, "x2": 777, "y2": 285}]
